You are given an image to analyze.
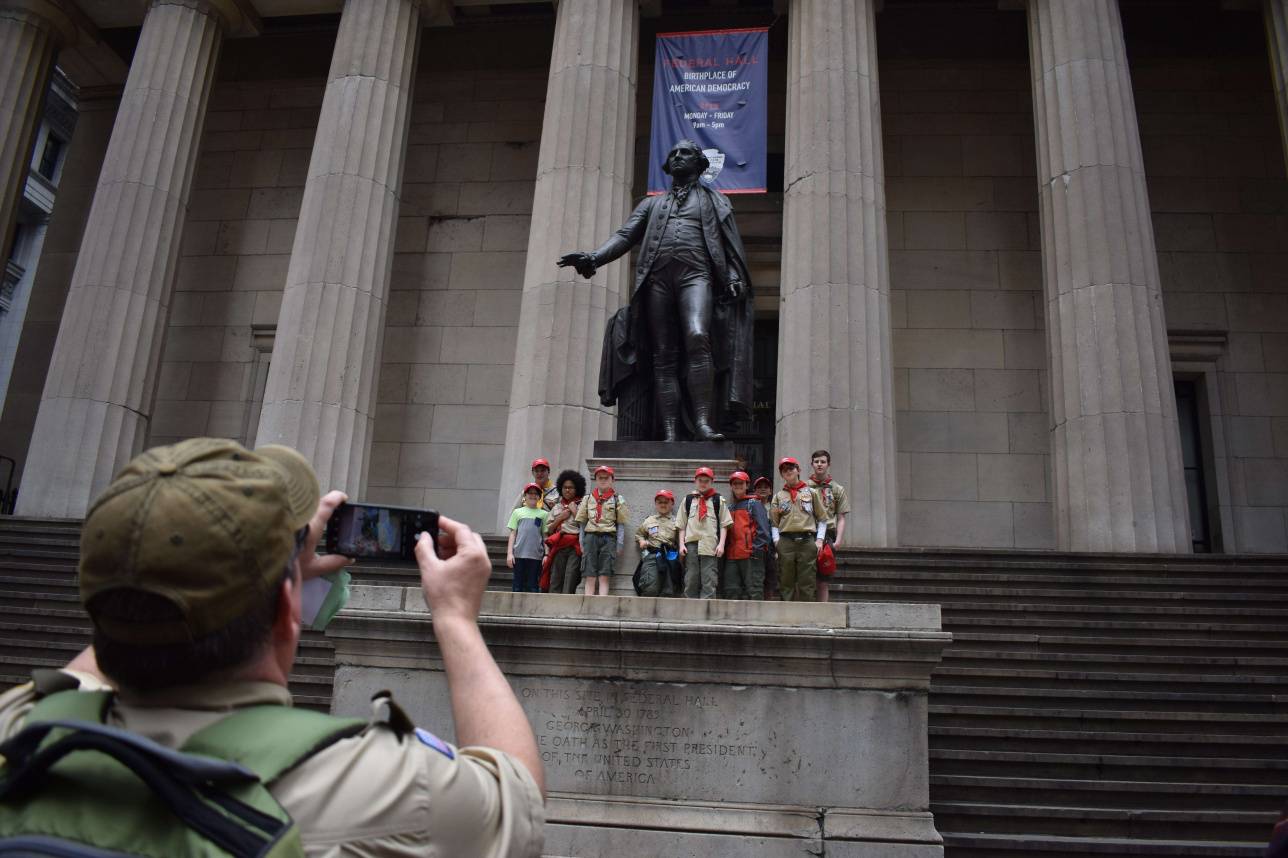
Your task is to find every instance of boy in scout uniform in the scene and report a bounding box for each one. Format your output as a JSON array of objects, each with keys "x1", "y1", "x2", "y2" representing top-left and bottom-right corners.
[
  {"x1": 514, "y1": 457, "x2": 560, "y2": 510},
  {"x1": 575, "y1": 465, "x2": 629, "y2": 596},
  {"x1": 675, "y1": 466, "x2": 733, "y2": 599},
  {"x1": 809, "y1": 449, "x2": 851, "y2": 602},
  {"x1": 635, "y1": 489, "x2": 680, "y2": 597},
  {"x1": 769, "y1": 456, "x2": 827, "y2": 602},
  {"x1": 0, "y1": 438, "x2": 544, "y2": 856}
]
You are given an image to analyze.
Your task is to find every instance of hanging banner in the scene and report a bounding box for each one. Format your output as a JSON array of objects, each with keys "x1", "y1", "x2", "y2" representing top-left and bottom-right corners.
[{"x1": 648, "y1": 27, "x2": 769, "y2": 195}]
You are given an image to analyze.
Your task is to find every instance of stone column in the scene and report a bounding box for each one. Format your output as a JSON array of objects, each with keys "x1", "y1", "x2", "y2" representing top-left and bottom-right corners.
[
  {"x1": 254, "y1": 0, "x2": 426, "y2": 494},
  {"x1": 776, "y1": 0, "x2": 898, "y2": 546},
  {"x1": 1027, "y1": 0, "x2": 1190, "y2": 552},
  {"x1": 0, "y1": 1, "x2": 78, "y2": 259},
  {"x1": 17, "y1": 0, "x2": 246, "y2": 518},
  {"x1": 495, "y1": 0, "x2": 638, "y2": 529},
  {"x1": 1265, "y1": 0, "x2": 1288, "y2": 175}
]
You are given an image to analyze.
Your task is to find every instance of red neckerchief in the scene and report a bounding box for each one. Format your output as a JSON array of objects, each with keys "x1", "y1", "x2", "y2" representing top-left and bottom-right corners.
[
  {"x1": 696, "y1": 487, "x2": 716, "y2": 521},
  {"x1": 811, "y1": 474, "x2": 831, "y2": 487},
  {"x1": 593, "y1": 488, "x2": 615, "y2": 522},
  {"x1": 785, "y1": 480, "x2": 807, "y2": 503}
]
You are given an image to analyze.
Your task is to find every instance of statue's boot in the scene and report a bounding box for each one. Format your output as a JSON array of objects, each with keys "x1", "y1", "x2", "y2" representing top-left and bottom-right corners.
[
  {"x1": 655, "y1": 371, "x2": 681, "y2": 443},
  {"x1": 688, "y1": 359, "x2": 725, "y2": 441}
]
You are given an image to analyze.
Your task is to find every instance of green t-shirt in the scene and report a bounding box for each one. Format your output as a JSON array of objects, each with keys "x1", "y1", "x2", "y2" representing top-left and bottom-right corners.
[{"x1": 507, "y1": 506, "x2": 549, "y2": 560}]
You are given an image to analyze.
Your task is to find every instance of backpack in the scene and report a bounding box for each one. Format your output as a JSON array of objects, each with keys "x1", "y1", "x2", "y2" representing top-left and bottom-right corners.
[
  {"x1": 726, "y1": 501, "x2": 756, "y2": 561},
  {"x1": 0, "y1": 686, "x2": 366, "y2": 857}
]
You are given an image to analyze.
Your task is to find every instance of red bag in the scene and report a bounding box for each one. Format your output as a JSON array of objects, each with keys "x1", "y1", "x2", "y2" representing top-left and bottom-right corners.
[{"x1": 817, "y1": 541, "x2": 836, "y2": 577}]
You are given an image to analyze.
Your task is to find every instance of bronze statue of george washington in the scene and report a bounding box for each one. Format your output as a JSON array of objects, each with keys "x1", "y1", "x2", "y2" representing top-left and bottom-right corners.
[{"x1": 558, "y1": 140, "x2": 754, "y2": 442}]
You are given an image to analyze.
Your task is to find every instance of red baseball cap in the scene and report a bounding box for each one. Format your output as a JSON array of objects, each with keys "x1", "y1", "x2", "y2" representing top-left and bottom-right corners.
[
  {"x1": 753, "y1": 476, "x2": 772, "y2": 488},
  {"x1": 694, "y1": 466, "x2": 715, "y2": 479},
  {"x1": 593, "y1": 465, "x2": 614, "y2": 477},
  {"x1": 778, "y1": 456, "x2": 800, "y2": 471},
  {"x1": 531, "y1": 458, "x2": 550, "y2": 470},
  {"x1": 729, "y1": 470, "x2": 750, "y2": 484},
  {"x1": 655, "y1": 489, "x2": 675, "y2": 501},
  {"x1": 522, "y1": 482, "x2": 542, "y2": 494}
]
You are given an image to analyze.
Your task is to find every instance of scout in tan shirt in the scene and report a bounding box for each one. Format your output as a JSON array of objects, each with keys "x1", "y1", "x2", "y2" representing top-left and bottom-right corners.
[
  {"x1": 575, "y1": 465, "x2": 630, "y2": 595},
  {"x1": 675, "y1": 466, "x2": 733, "y2": 599},
  {"x1": 809, "y1": 449, "x2": 852, "y2": 603},
  {"x1": 768, "y1": 456, "x2": 827, "y2": 602},
  {"x1": 0, "y1": 438, "x2": 546, "y2": 857},
  {"x1": 635, "y1": 489, "x2": 680, "y2": 597}
]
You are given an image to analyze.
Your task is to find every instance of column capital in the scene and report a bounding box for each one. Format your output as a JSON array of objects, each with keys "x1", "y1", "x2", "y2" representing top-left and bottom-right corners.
[
  {"x1": 0, "y1": 0, "x2": 97, "y2": 47},
  {"x1": 153, "y1": 0, "x2": 260, "y2": 37}
]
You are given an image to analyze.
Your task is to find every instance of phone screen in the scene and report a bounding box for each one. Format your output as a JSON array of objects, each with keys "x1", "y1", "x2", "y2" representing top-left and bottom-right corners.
[{"x1": 325, "y1": 502, "x2": 437, "y2": 562}]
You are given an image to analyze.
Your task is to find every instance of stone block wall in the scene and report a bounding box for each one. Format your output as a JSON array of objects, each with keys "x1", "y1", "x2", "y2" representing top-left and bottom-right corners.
[
  {"x1": 147, "y1": 25, "x2": 549, "y2": 532},
  {"x1": 147, "y1": 71, "x2": 322, "y2": 450},
  {"x1": 1137, "y1": 54, "x2": 1288, "y2": 552},
  {"x1": 883, "y1": 60, "x2": 1054, "y2": 550}
]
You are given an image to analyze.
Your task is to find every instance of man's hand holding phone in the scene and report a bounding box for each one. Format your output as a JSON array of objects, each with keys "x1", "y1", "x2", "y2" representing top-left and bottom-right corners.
[{"x1": 415, "y1": 515, "x2": 491, "y2": 627}]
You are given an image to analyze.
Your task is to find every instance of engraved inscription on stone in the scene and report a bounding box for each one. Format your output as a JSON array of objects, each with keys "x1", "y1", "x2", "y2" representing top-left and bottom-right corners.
[{"x1": 519, "y1": 682, "x2": 766, "y2": 797}]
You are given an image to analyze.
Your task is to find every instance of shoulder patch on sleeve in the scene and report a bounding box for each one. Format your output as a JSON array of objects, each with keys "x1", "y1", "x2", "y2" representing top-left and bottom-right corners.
[{"x1": 415, "y1": 727, "x2": 455, "y2": 760}]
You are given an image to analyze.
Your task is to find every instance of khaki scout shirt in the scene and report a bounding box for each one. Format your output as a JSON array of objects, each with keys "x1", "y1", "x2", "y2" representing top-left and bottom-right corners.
[
  {"x1": 808, "y1": 477, "x2": 852, "y2": 531},
  {"x1": 0, "y1": 677, "x2": 544, "y2": 858},
  {"x1": 636, "y1": 513, "x2": 679, "y2": 550},
  {"x1": 674, "y1": 492, "x2": 733, "y2": 556},
  {"x1": 547, "y1": 496, "x2": 582, "y2": 535},
  {"x1": 575, "y1": 491, "x2": 629, "y2": 534},
  {"x1": 769, "y1": 483, "x2": 827, "y2": 535}
]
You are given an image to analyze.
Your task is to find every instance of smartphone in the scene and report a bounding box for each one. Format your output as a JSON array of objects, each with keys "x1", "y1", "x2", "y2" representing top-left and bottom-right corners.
[{"x1": 323, "y1": 502, "x2": 438, "y2": 562}]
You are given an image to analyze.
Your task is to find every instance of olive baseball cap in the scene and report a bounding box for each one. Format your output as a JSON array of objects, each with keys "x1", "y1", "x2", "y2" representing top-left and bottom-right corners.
[{"x1": 79, "y1": 438, "x2": 320, "y2": 645}]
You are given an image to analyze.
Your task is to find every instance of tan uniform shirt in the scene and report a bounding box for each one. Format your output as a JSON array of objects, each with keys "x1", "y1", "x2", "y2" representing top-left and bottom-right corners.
[
  {"x1": 546, "y1": 496, "x2": 582, "y2": 535},
  {"x1": 674, "y1": 492, "x2": 733, "y2": 556},
  {"x1": 808, "y1": 477, "x2": 851, "y2": 532},
  {"x1": 575, "y1": 491, "x2": 629, "y2": 534},
  {"x1": 0, "y1": 677, "x2": 544, "y2": 858},
  {"x1": 636, "y1": 513, "x2": 679, "y2": 549},
  {"x1": 769, "y1": 484, "x2": 827, "y2": 535}
]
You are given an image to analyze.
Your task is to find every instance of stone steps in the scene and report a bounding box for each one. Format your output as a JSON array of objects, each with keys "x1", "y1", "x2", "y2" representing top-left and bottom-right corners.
[{"x1": 828, "y1": 550, "x2": 1287, "y2": 854}]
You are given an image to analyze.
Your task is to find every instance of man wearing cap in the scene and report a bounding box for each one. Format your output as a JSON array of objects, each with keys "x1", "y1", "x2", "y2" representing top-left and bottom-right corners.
[
  {"x1": 675, "y1": 466, "x2": 733, "y2": 599},
  {"x1": 0, "y1": 438, "x2": 545, "y2": 856},
  {"x1": 574, "y1": 465, "x2": 629, "y2": 596},
  {"x1": 752, "y1": 476, "x2": 780, "y2": 599},
  {"x1": 514, "y1": 458, "x2": 559, "y2": 510},
  {"x1": 724, "y1": 472, "x2": 772, "y2": 600},
  {"x1": 808, "y1": 449, "x2": 851, "y2": 602},
  {"x1": 635, "y1": 489, "x2": 680, "y2": 597},
  {"x1": 768, "y1": 457, "x2": 827, "y2": 602}
]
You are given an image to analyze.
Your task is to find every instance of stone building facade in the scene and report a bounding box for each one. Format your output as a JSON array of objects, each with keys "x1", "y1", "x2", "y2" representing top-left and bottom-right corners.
[{"x1": 1, "y1": 0, "x2": 1286, "y2": 553}]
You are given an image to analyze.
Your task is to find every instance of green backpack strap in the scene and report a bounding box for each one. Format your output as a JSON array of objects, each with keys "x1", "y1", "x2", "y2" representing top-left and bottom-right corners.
[
  {"x1": 25, "y1": 688, "x2": 114, "y2": 726},
  {"x1": 182, "y1": 706, "x2": 366, "y2": 785}
]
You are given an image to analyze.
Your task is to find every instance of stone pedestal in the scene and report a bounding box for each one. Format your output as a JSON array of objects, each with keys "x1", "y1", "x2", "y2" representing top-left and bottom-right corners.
[
  {"x1": 586, "y1": 454, "x2": 740, "y2": 596},
  {"x1": 17, "y1": 0, "x2": 240, "y2": 518},
  {"x1": 330, "y1": 590, "x2": 949, "y2": 857},
  {"x1": 254, "y1": 0, "x2": 427, "y2": 494},
  {"x1": 777, "y1": 0, "x2": 898, "y2": 547},
  {"x1": 495, "y1": 0, "x2": 639, "y2": 531},
  {"x1": 1027, "y1": 0, "x2": 1190, "y2": 552}
]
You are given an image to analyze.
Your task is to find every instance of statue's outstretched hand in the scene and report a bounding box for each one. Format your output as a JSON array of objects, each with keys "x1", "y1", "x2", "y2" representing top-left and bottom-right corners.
[{"x1": 557, "y1": 252, "x2": 597, "y2": 279}]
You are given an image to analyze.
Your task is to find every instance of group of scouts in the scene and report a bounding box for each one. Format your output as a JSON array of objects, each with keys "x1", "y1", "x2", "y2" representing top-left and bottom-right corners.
[{"x1": 504, "y1": 451, "x2": 851, "y2": 602}]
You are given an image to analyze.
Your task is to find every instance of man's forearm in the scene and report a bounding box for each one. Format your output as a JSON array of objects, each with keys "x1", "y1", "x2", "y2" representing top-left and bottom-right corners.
[{"x1": 434, "y1": 615, "x2": 546, "y2": 796}]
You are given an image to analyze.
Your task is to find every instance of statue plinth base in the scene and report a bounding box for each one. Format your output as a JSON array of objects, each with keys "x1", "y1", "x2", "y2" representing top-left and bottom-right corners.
[
  {"x1": 593, "y1": 440, "x2": 735, "y2": 460},
  {"x1": 586, "y1": 446, "x2": 742, "y2": 596}
]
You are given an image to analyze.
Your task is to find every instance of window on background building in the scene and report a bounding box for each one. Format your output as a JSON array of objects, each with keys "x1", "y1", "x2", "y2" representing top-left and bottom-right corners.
[{"x1": 36, "y1": 134, "x2": 64, "y2": 182}]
